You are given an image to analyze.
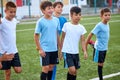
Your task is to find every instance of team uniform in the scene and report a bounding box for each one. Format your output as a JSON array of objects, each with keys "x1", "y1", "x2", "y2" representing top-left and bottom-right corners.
[
  {"x1": 35, "y1": 16, "x2": 60, "y2": 66},
  {"x1": 58, "y1": 16, "x2": 67, "y2": 35},
  {"x1": 62, "y1": 22, "x2": 87, "y2": 69},
  {"x1": 0, "y1": 18, "x2": 21, "y2": 70},
  {"x1": 91, "y1": 22, "x2": 110, "y2": 63}
]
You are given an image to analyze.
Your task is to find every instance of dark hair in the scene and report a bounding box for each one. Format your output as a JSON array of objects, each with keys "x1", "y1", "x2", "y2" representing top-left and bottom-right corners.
[
  {"x1": 40, "y1": 1, "x2": 52, "y2": 10},
  {"x1": 5, "y1": 1, "x2": 16, "y2": 9},
  {"x1": 100, "y1": 8, "x2": 111, "y2": 16},
  {"x1": 53, "y1": 1, "x2": 63, "y2": 8},
  {"x1": 70, "y1": 6, "x2": 81, "y2": 15}
]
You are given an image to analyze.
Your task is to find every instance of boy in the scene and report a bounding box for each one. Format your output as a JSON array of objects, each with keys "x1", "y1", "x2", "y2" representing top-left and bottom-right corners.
[
  {"x1": 85, "y1": 8, "x2": 111, "y2": 80},
  {"x1": 0, "y1": 1, "x2": 22, "y2": 80},
  {"x1": 52, "y1": 1, "x2": 67, "y2": 80},
  {"x1": 61, "y1": 6, "x2": 88, "y2": 80},
  {"x1": 34, "y1": 1, "x2": 60, "y2": 80},
  {"x1": 0, "y1": 14, "x2": 14, "y2": 68},
  {"x1": 53, "y1": 1, "x2": 67, "y2": 35}
]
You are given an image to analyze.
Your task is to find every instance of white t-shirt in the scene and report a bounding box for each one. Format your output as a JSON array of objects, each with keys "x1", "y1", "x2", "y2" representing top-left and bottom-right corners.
[
  {"x1": 62, "y1": 22, "x2": 87, "y2": 54},
  {"x1": 0, "y1": 18, "x2": 18, "y2": 54}
]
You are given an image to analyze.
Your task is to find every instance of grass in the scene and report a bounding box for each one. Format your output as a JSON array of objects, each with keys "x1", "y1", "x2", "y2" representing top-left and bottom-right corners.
[{"x1": 0, "y1": 14, "x2": 120, "y2": 80}]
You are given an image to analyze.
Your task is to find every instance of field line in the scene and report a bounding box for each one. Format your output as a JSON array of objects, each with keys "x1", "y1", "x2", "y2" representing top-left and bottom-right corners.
[
  {"x1": 17, "y1": 28, "x2": 34, "y2": 32},
  {"x1": 16, "y1": 20, "x2": 120, "y2": 32},
  {"x1": 90, "y1": 72, "x2": 120, "y2": 80},
  {"x1": 83, "y1": 20, "x2": 120, "y2": 25},
  {"x1": 82, "y1": 15, "x2": 120, "y2": 20},
  {"x1": 18, "y1": 15, "x2": 120, "y2": 25}
]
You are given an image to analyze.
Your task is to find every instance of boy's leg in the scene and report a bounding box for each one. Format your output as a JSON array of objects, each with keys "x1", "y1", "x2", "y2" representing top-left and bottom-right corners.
[
  {"x1": 66, "y1": 54, "x2": 80, "y2": 80},
  {"x1": 98, "y1": 63, "x2": 103, "y2": 80},
  {"x1": 4, "y1": 69, "x2": 11, "y2": 80},
  {"x1": 97, "y1": 50, "x2": 106, "y2": 80},
  {"x1": 49, "y1": 51, "x2": 59, "y2": 80},
  {"x1": 0, "y1": 62, "x2": 2, "y2": 69},
  {"x1": 67, "y1": 66, "x2": 77, "y2": 80},
  {"x1": 52, "y1": 65, "x2": 57, "y2": 80},
  {"x1": 41, "y1": 71, "x2": 48, "y2": 80},
  {"x1": 12, "y1": 53, "x2": 22, "y2": 73}
]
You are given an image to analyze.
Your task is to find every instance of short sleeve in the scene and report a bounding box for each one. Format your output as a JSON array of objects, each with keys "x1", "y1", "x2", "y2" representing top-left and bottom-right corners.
[
  {"x1": 91, "y1": 24, "x2": 100, "y2": 35},
  {"x1": 35, "y1": 20, "x2": 42, "y2": 34},
  {"x1": 81, "y1": 25, "x2": 87, "y2": 35},
  {"x1": 62, "y1": 23, "x2": 67, "y2": 32}
]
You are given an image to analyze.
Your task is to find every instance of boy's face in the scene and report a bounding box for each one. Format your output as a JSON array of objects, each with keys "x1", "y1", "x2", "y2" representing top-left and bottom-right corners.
[
  {"x1": 54, "y1": 4, "x2": 63, "y2": 14},
  {"x1": 42, "y1": 6, "x2": 53, "y2": 17},
  {"x1": 71, "y1": 12, "x2": 81, "y2": 24},
  {"x1": 101, "y1": 12, "x2": 111, "y2": 22},
  {"x1": 5, "y1": 7, "x2": 16, "y2": 20}
]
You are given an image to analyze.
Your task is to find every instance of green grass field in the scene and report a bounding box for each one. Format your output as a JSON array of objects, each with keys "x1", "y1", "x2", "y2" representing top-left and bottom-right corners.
[{"x1": 0, "y1": 14, "x2": 120, "y2": 80}]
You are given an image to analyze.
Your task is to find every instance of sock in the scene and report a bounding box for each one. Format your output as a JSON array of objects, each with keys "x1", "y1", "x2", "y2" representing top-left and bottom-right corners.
[
  {"x1": 47, "y1": 71, "x2": 53, "y2": 80},
  {"x1": 98, "y1": 66, "x2": 103, "y2": 80},
  {"x1": 67, "y1": 72, "x2": 76, "y2": 80},
  {"x1": 40, "y1": 72, "x2": 47, "y2": 80}
]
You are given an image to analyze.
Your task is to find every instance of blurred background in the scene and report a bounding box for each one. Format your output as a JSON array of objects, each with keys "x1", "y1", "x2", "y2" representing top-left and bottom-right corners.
[{"x1": 0, "y1": 0, "x2": 119, "y2": 20}]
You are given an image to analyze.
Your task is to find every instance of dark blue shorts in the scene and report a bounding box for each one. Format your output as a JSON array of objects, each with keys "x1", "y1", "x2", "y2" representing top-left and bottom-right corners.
[
  {"x1": 1, "y1": 53, "x2": 21, "y2": 70},
  {"x1": 93, "y1": 49, "x2": 107, "y2": 63},
  {"x1": 65, "y1": 53, "x2": 80, "y2": 69},
  {"x1": 42, "y1": 51, "x2": 59, "y2": 66}
]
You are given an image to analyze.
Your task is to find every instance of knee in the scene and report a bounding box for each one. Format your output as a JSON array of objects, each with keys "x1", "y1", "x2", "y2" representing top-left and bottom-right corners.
[
  {"x1": 69, "y1": 69, "x2": 77, "y2": 75},
  {"x1": 14, "y1": 68, "x2": 22, "y2": 73},
  {"x1": 5, "y1": 70, "x2": 11, "y2": 76},
  {"x1": 98, "y1": 63, "x2": 104, "y2": 67}
]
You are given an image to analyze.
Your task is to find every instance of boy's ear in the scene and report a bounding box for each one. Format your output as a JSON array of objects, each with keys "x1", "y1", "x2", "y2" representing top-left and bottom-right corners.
[{"x1": 4, "y1": 9, "x2": 7, "y2": 13}]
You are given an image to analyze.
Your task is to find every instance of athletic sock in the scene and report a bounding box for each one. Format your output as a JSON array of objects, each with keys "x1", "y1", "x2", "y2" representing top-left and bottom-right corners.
[
  {"x1": 67, "y1": 72, "x2": 76, "y2": 80},
  {"x1": 40, "y1": 72, "x2": 47, "y2": 80},
  {"x1": 47, "y1": 71, "x2": 53, "y2": 80},
  {"x1": 98, "y1": 66, "x2": 103, "y2": 80}
]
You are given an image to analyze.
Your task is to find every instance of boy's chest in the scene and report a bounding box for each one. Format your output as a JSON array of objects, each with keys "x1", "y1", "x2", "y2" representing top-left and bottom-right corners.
[{"x1": 2, "y1": 22, "x2": 16, "y2": 33}]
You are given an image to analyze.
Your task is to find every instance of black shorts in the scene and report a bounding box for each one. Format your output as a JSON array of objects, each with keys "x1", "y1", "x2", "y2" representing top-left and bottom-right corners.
[
  {"x1": 93, "y1": 49, "x2": 107, "y2": 63},
  {"x1": 66, "y1": 53, "x2": 80, "y2": 69},
  {"x1": 1, "y1": 53, "x2": 21, "y2": 70},
  {"x1": 42, "y1": 51, "x2": 59, "y2": 66}
]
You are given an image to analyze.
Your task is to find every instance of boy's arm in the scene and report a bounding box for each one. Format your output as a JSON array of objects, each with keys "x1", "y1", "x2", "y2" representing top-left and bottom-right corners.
[
  {"x1": 59, "y1": 31, "x2": 65, "y2": 59},
  {"x1": 81, "y1": 35, "x2": 88, "y2": 59},
  {"x1": 34, "y1": 33, "x2": 46, "y2": 57},
  {"x1": 57, "y1": 32, "x2": 61, "y2": 51},
  {"x1": 85, "y1": 33, "x2": 93, "y2": 51},
  {"x1": 61, "y1": 31, "x2": 65, "y2": 50},
  {"x1": 0, "y1": 53, "x2": 14, "y2": 61}
]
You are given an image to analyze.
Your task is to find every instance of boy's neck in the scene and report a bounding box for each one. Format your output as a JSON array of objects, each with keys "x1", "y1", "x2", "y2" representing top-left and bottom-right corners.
[
  {"x1": 44, "y1": 15, "x2": 52, "y2": 20},
  {"x1": 102, "y1": 20, "x2": 108, "y2": 24},
  {"x1": 5, "y1": 16, "x2": 13, "y2": 21},
  {"x1": 71, "y1": 21, "x2": 79, "y2": 25},
  {"x1": 53, "y1": 12, "x2": 61, "y2": 17}
]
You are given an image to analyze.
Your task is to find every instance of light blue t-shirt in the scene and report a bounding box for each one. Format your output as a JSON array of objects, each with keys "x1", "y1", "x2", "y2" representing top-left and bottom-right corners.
[
  {"x1": 58, "y1": 16, "x2": 67, "y2": 35},
  {"x1": 91, "y1": 22, "x2": 110, "y2": 51},
  {"x1": 35, "y1": 16, "x2": 60, "y2": 52}
]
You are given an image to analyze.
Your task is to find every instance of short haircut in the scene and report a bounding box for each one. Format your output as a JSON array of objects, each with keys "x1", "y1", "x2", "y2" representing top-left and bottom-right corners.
[
  {"x1": 5, "y1": 1, "x2": 16, "y2": 9},
  {"x1": 70, "y1": 6, "x2": 81, "y2": 15},
  {"x1": 53, "y1": 1, "x2": 63, "y2": 8},
  {"x1": 40, "y1": 1, "x2": 52, "y2": 10},
  {"x1": 100, "y1": 8, "x2": 111, "y2": 16}
]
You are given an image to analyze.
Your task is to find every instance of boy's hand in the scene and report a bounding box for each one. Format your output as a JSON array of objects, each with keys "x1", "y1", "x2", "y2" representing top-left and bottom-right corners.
[
  {"x1": 39, "y1": 49, "x2": 46, "y2": 58},
  {"x1": 2, "y1": 53, "x2": 14, "y2": 61},
  {"x1": 84, "y1": 52, "x2": 88, "y2": 60}
]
